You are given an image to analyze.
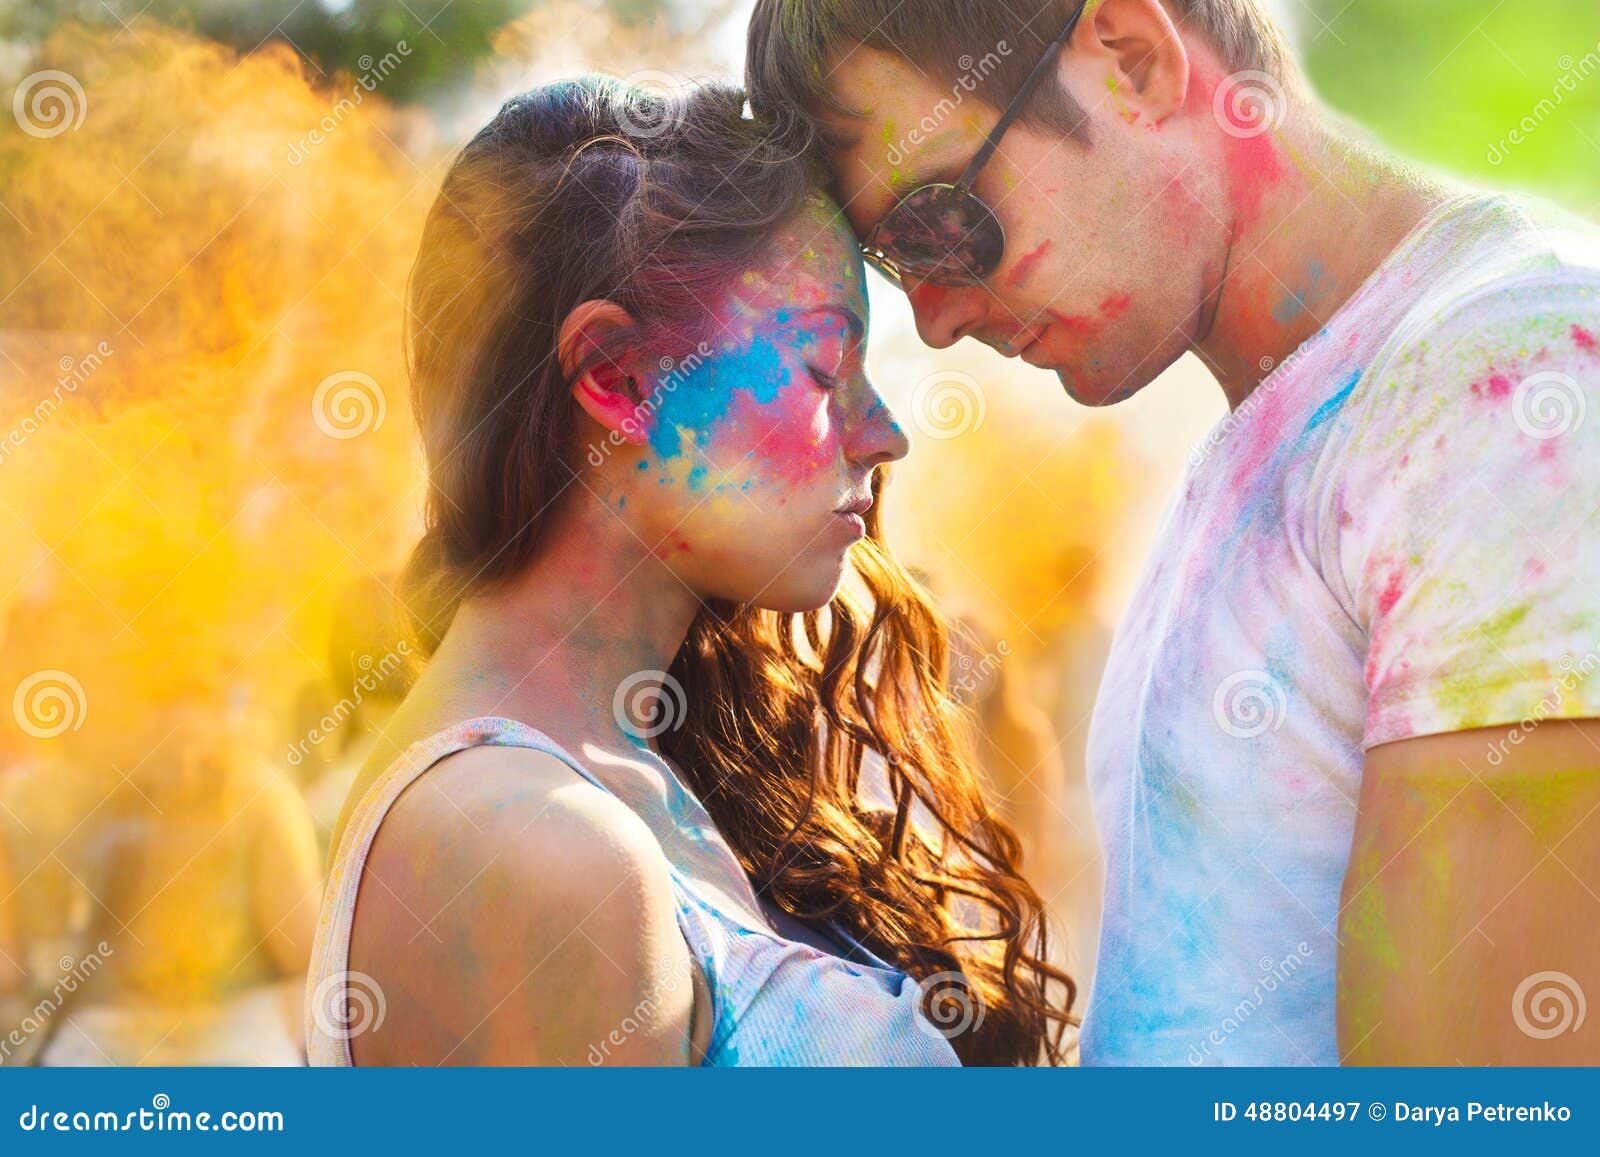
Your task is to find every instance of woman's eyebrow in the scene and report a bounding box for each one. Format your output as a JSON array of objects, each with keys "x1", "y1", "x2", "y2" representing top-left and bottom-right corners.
[{"x1": 801, "y1": 305, "x2": 865, "y2": 348}]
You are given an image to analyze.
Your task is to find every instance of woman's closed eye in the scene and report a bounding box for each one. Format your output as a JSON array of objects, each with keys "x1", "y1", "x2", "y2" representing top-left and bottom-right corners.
[{"x1": 807, "y1": 364, "x2": 842, "y2": 389}]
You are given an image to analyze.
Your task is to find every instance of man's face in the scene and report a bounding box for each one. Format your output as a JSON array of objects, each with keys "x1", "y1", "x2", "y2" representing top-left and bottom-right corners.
[{"x1": 821, "y1": 45, "x2": 1228, "y2": 406}]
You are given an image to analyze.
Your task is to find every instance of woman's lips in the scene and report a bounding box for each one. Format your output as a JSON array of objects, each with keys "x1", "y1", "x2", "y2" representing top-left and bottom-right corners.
[{"x1": 834, "y1": 510, "x2": 867, "y2": 540}]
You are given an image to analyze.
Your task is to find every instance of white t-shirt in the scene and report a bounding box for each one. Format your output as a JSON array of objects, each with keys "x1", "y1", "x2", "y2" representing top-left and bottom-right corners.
[{"x1": 1082, "y1": 194, "x2": 1600, "y2": 1065}]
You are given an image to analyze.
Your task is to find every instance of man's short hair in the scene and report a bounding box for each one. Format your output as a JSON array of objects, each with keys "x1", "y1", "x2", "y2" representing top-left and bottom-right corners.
[{"x1": 747, "y1": 0, "x2": 1296, "y2": 152}]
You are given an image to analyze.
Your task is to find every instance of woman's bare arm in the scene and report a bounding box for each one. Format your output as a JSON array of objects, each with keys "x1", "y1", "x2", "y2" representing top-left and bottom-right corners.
[{"x1": 345, "y1": 745, "x2": 697, "y2": 1066}]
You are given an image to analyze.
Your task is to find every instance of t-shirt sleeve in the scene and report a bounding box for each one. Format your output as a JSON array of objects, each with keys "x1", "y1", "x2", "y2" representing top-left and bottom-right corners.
[{"x1": 1329, "y1": 273, "x2": 1600, "y2": 748}]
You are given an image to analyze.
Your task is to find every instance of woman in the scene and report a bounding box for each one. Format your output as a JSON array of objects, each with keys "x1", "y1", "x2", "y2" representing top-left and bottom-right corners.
[{"x1": 305, "y1": 76, "x2": 1073, "y2": 1066}]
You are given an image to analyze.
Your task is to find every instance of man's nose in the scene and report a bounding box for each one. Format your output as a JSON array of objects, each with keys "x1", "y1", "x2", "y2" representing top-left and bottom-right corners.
[{"x1": 904, "y1": 279, "x2": 985, "y2": 350}]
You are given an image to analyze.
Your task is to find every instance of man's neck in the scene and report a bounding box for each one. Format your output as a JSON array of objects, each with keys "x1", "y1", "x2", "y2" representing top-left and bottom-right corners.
[{"x1": 1194, "y1": 119, "x2": 1455, "y2": 410}]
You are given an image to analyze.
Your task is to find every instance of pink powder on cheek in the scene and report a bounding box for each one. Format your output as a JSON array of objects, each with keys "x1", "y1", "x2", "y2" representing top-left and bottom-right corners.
[
  {"x1": 1099, "y1": 293, "x2": 1133, "y2": 320},
  {"x1": 1573, "y1": 324, "x2": 1598, "y2": 355},
  {"x1": 1003, "y1": 240, "x2": 1053, "y2": 290},
  {"x1": 1047, "y1": 309, "x2": 1102, "y2": 338},
  {"x1": 1470, "y1": 371, "x2": 1513, "y2": 400},
  {"x1": 717, "y1": 384, "x2": 835, "y2": 487}
]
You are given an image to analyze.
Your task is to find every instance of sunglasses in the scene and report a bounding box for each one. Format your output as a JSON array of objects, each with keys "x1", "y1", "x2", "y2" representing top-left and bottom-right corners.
[{"x1": 860, "y1": 4, "x2": 1086, "y2": 288}]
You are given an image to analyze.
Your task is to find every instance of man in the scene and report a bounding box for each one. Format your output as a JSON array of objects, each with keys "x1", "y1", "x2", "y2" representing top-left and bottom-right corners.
[{"x1": 747, "y1": 0, "x2": 1600, "y2": 1064}]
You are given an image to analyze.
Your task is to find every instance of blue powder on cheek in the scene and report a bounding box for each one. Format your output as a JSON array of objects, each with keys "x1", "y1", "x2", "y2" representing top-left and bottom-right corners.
[{"x1": 647, "y1": 332, "x2": 792, "y2": 465}]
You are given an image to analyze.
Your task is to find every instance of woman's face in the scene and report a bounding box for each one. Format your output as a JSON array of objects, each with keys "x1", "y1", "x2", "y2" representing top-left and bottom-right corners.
[{"x1": 596, "y1": 197, "x2": 910, "y2": 611}]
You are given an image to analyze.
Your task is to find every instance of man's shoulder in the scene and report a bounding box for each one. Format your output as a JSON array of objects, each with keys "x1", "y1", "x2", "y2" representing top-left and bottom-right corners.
[{"x1": 1397, "y1": 195, "x2": 1600, "y2": 341}]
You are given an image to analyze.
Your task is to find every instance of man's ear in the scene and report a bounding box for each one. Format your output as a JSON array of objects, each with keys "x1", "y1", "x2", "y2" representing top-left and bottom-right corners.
[
  {"x1": 1067, "y1": 0, "x2": 1189, "y2": 126},
  {"x1": 559, "y1": 299, "x2": 648, "y2": 444}
]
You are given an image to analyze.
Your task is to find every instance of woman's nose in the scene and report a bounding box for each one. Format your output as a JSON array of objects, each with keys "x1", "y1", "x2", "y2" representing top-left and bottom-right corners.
[{"x1": 845, "y1": 385, "x2": 910, "y2": 468}]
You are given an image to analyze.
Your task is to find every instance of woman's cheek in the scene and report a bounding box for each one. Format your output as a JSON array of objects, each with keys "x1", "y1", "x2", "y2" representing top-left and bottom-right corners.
[{"x1": 719, "y1": 383, "x2": 836, "y2": 496}]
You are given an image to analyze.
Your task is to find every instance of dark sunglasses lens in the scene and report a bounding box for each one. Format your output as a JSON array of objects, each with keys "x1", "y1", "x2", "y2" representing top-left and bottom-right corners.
[{"x1": 870, "y1": 185, "x2": 1003, "y2": 286}]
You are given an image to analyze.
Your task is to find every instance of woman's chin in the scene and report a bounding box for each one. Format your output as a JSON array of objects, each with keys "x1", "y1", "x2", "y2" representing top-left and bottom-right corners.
[{"x1": 742, "y1": 555, "x2": 850, "y2": 614}]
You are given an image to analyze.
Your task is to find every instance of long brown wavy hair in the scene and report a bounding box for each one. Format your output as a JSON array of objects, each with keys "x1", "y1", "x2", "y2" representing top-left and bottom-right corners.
[{"x1": 400, "y1": 75, "x2": 1075, "y2": 1065}]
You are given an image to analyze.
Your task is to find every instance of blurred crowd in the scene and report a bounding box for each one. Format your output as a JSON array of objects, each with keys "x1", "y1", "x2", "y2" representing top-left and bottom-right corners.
[
  {"x1": 0, "y1": 566, "x2": 1106, "y2": 1066},
  {"x1": 0, "y1": 574, "x2": 411, "y2": 1066}
]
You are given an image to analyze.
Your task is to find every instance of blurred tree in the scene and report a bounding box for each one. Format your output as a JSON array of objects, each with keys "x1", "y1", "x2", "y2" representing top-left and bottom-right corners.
[
  {"x1": 0, "y1": 0, "x2": 688, "y2": 103},
  {"x1": 1301, "y1": 0, "x2": 1600, "y2": 209}
]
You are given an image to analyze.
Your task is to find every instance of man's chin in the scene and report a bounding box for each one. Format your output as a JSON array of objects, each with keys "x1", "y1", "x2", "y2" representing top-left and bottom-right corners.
[{"x1": 1057, "y1": 369, "x2": 1141, "y2": 408}]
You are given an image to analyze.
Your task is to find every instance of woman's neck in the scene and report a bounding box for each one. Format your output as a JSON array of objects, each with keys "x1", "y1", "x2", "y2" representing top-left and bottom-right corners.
[{"x1": 412, "y1": 502, "x2": 704, "y2": 759}]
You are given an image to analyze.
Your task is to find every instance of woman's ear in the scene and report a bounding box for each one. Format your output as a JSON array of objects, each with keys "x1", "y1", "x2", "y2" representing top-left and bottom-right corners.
[
  {"x1": 559, "y1": 299, "x2": 648, "y2": 444},
  {"x1": 1070, "y1": 0, "x2": 1189, "y2": 127}
]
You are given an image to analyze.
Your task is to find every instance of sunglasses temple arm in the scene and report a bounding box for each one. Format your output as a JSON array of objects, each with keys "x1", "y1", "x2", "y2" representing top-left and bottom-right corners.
[{"x1": 954, "y1": 4, "x2": 1087, "y2": 191}]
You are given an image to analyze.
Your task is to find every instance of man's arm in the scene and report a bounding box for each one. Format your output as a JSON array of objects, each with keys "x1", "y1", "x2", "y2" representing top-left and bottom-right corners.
[{"x1": 1339, "y1": 718, "x2": 1600, "y2": 1064}]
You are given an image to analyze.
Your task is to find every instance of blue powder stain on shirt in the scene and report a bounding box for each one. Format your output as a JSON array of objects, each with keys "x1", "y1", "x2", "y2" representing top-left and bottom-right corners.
[{"x1": 1302, "y1": 368, "x2": 1362, "y2": 436}]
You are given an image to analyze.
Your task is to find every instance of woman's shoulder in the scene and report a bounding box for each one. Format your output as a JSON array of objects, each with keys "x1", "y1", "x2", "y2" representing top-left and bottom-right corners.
[{"x1": 346, "y1": 739, "x2": 697, "y2": 1064}]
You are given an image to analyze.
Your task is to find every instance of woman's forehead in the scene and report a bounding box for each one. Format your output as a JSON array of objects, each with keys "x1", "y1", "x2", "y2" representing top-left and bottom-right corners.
[{"x1": 733, "y1": 200, "x2": 866, "y2": 317}]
